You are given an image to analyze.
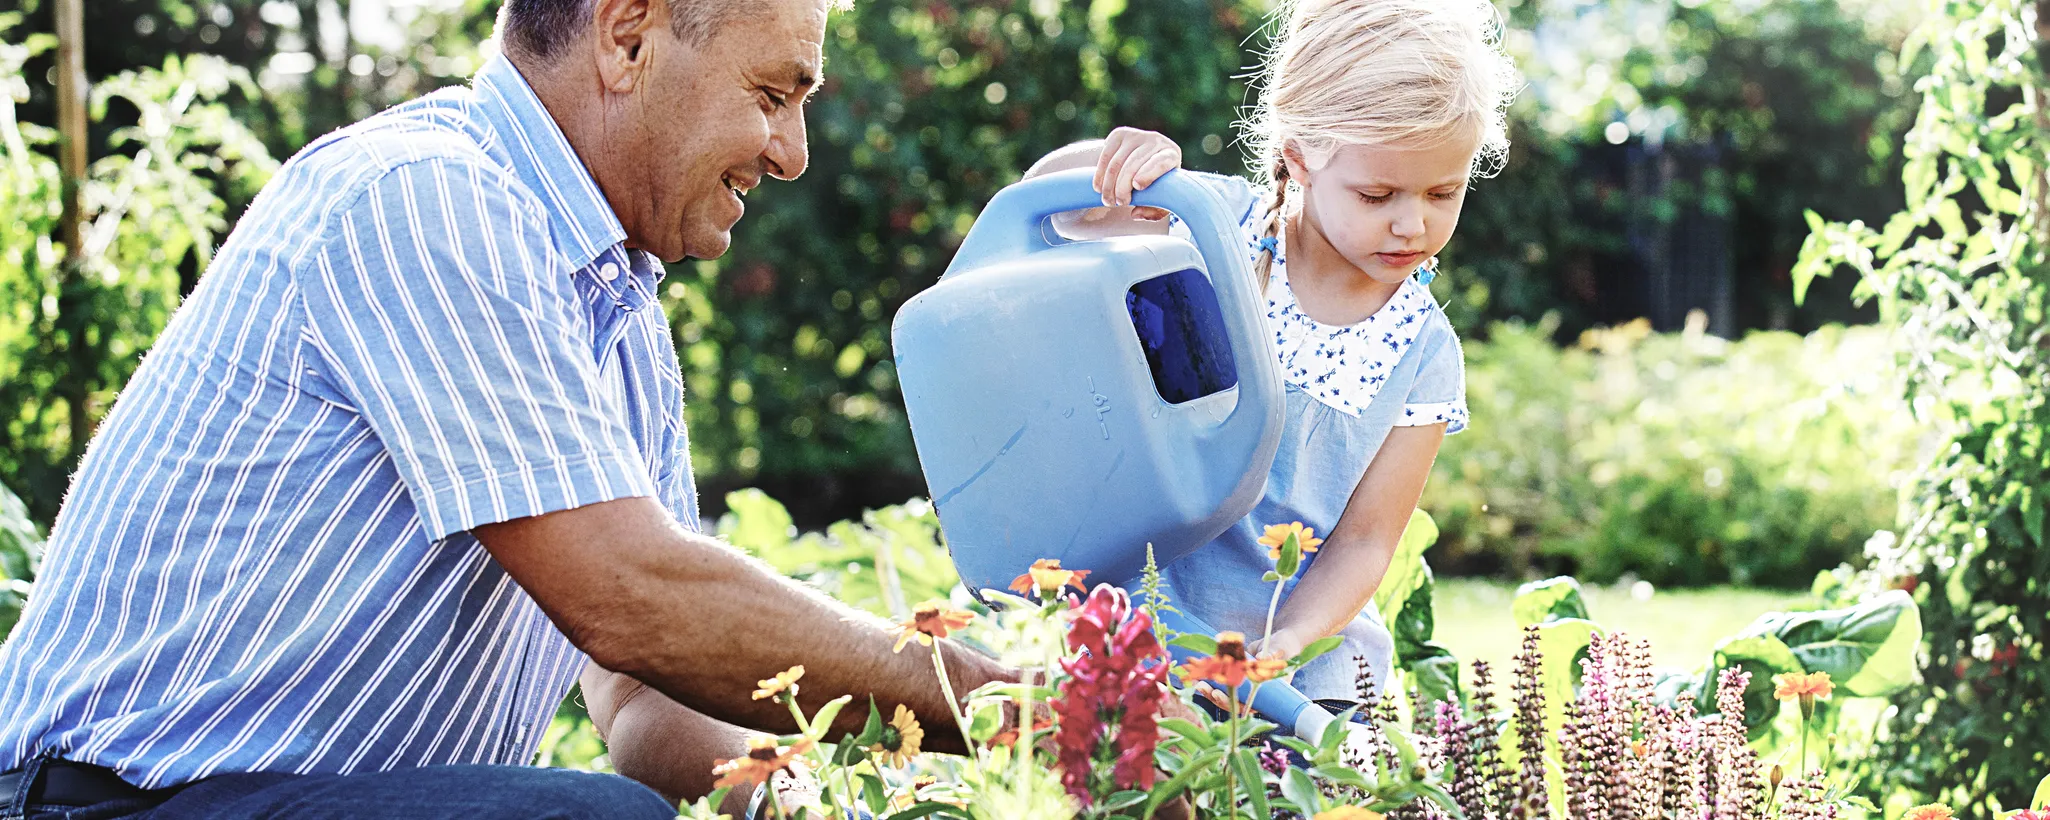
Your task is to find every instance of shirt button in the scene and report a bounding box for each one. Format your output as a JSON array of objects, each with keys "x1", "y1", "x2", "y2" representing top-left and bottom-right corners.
[{"x1": 599, "y1": 262, "x2": 620, "y2": 281}]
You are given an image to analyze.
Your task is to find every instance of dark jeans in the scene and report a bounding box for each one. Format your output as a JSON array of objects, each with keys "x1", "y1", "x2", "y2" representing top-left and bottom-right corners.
[{"x1": 8, "y1": 761, "x2": 676, "y2": 820}]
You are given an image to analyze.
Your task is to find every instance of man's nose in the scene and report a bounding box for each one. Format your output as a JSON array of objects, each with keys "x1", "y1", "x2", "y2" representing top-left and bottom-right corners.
[{"x1": 765, "y1": 111, "x2": 809, "y2": 181}]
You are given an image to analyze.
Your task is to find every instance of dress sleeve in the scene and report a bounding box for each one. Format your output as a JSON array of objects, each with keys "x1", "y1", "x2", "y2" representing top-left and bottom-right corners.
[{"x1": 1396, "y1": 315, "x2": 1469, "y2": 435}]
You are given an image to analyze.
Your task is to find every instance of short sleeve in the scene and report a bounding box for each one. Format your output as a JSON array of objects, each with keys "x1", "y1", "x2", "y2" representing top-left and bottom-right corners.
[
  {"x1": 296, "y1": 156, "x2": 656, "y2": 540},
  {"x1": 1167, "y1": 170, "x2": 1265, "y2": 238},
  {"x1": 1397, "y1": 315, "x2": 1469, "y2": 435}
]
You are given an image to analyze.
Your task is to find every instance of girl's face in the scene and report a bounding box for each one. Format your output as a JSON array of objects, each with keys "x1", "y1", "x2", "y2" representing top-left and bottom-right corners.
[{"x1": 1285, "y1": 136, "x2": 1480, "y2": 285}]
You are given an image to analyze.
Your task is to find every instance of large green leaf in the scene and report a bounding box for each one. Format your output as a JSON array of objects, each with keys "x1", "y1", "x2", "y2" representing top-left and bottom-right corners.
[
  {"x1": 1731, "y1": 589, "x2": 1921, "y2": 698},
  {"x1": 1511, "y1": 577, "x2": 1590, "y2": 629},
  {"x1": 718, "y1": 489, "x2": 797, "y2": 554},
  {"x1": 1371, "y1": 509, "x2": 1439, "y2": 627},
  {"x1": 0, "y1": 482, "x2": 41, "y2": 640},
  {"x1": 1391, "y1": 563, "x2": 1462, "y2": 708},
  {"x1": 1709, "y1": 634, "x2": 1805, "y2": 736}
]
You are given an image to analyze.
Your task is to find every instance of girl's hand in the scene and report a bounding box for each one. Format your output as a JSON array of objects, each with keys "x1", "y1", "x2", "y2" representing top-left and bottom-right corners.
[
  {"x1": 1094, "y1": 126, "x2": 1182, "y2": 211},
  {"x1": 1250, "y1": 627, "x2": 1309, "y2": 663}
]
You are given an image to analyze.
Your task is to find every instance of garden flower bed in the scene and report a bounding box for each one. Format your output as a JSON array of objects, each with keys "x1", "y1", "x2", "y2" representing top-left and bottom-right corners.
[{"x1": 668, "y1": 494, "x2": 2049, "y2": 819}]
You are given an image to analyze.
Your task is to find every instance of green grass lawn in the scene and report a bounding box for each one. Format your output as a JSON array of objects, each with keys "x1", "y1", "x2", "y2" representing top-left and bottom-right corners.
[{"x1": 1429, "y1": 576, "x2": 1812, "y2": 685}]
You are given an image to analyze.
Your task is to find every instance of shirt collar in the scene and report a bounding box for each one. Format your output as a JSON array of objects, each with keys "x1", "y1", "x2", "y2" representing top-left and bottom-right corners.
[{"x1": 470, "y1": 55, "x2": 627, "y2": 272}]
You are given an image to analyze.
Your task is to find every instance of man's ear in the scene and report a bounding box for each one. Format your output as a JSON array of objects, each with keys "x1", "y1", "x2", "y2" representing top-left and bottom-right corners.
[{"x1": 593, "y1": 0, "x2": 659, "y2": 93}]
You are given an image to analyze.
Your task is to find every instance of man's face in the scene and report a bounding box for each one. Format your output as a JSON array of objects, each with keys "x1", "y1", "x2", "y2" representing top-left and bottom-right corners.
[{"x1": 608, "y1": 0, "x2": 826, "y2": 262}]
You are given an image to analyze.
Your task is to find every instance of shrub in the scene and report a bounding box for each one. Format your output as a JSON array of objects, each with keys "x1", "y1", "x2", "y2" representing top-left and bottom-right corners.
[{"x1": 1425, "y1": 317, "x2": 1923, "y2": 588}]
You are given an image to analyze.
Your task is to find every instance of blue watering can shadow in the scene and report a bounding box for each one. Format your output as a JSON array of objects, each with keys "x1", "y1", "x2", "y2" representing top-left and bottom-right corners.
[{"x1": 891, "y1": 168, "x2": 1342, "y2": 739}]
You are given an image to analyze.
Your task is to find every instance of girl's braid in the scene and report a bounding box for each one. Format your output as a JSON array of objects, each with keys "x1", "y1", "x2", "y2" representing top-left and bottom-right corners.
[{"x1": 1253, "y1": 155, "x2": 1291, "y2": 294}]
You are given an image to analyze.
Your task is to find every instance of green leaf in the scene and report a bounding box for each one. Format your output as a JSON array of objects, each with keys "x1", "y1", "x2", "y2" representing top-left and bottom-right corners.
[
  {"x1": 1710, "y1": 634, "x2": 1804, "y2": 735},
  {"x1": 1101, "y1": 791, "x2": 1148, "y2": 810},
  {"x1": 718, "y1": 489, "x2": 796, "y2": 554},
  {"x1": 832, "y1": 732, "x2": 870, "y2": 767},
  {"x1": 1232, "y1": 748, "x2": 1271, "y2": 817},
  {"x1": 1275, "y1": 531, "x2": 1303, "y2": 578},
  {"x1": 1309, "y1": 764, "x2": 1372, "y2": 790},
  {"x1": 882, "y1": 804, "x2": 955, "y2": 820},
  {"x1": 1142, "y1": 747, "x2": 1223, "y2": 818},
  {"x1": 809, "y1": 694, "x2": 854, "y2": 737},
  {"x1": 1404, "y1": 643, "x2": 1465, "y2": 711},
  {"x1": 853, "y1": 697, "x2": 886, "y2": 747},
  {"x1": 967, "y1": 702, "x2": 1001, "y2": 742},
  {"x1": 1170, "y1": 633, "x2": 1219, "y2": 656},
  {"x1": 1511, "y1": 577, "x2": 1590, "y2": 628},
  {"x1": 862, "y1": 773, "x2": 889, "y2": 813},
  {"x1": 1158, "y1": 718, "x2": 1212, "y2": 743},
  {"x1": 1280, "y1": 767, "x2": 1323, "y2": 813},
  {"x1": 1371, "y1": 509, "x2": 1439, "y2": 626},
  {"x1": 1294, "y1": 635, "x2": 1344, "y2": 668},
  {"x1": 1735, "y1": 590, "x2": 1922, "y2": 698}
]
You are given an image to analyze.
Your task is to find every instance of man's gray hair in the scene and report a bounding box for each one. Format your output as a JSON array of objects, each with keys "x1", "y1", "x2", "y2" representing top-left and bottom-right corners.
[{"x1": 498, "y1": 0, "x2": 763, "y2": 63}]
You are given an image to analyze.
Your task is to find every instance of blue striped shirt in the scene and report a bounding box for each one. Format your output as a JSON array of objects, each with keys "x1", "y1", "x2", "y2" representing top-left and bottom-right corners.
[{"x1": 0, "y1": 55, "x2": 698, "y2": 787}]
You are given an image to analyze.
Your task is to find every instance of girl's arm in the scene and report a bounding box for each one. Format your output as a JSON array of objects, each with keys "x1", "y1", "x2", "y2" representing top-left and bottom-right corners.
[{"x1": 1254, "y1": 423, "x2": 1448, "y2": 660}]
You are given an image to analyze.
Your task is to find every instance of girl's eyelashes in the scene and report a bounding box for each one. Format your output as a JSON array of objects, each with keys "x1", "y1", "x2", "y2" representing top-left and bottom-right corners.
[{"x1": 1357, "y1": 191, "x2": 1392, "y2": 204}]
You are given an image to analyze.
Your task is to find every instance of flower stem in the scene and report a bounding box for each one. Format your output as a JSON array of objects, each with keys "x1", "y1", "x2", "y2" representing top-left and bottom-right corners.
[
  {"x1": 1222, "y1": 689, "x2": 1241, "y2": 820},
  {"x1": 1262, "y1": 578, "x2": 1285, "y2": 648},
  {"x1": 930, "y1": 642, "x2": 980, "y2": 775}
]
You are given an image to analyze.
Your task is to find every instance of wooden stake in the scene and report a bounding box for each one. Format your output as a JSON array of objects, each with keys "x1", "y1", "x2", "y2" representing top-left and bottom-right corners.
[{"x1": 53, "y1": 0, "x2": 86, "y2": 260}]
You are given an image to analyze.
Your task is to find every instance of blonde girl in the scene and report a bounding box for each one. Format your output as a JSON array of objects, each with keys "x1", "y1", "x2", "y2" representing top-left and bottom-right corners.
[{"x1": 1028, "y1": 0, "x2": 1518, "y2": 700}]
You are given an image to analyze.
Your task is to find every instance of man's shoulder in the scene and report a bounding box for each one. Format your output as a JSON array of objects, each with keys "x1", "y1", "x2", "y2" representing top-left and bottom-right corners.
[{"x1": 282, "y1": 89, "x2": 539, "y2": 217}]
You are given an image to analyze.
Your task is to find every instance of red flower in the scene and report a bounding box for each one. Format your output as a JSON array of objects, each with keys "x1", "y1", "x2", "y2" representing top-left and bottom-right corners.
[{"x1": 1050, "y1": 585, "x2": 1170, "y2": 806}]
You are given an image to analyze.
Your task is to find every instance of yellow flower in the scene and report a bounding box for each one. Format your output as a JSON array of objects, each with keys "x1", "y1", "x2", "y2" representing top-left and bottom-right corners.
[
  {"x1": 868, "y1": 704, "x2": 925, "y2": 767},
  {"x1": 711, "y1": 734, "x2": 813, "y2": 791},
  {"x1": 752, "y1": 665, "x2": 804, "y2": 701},
  {"x1": 1771, "y1": 670, "x2": 1834, "y2": 701},
  {"x1": 1008, "y1": 558, "x2": 1092, "y2": 597},
  {"x1": 1902, "y1": 805, "x2": 1955, "y2": 820},
  {"x1": 893, "y1": 600, "x2": 977, "y2": 652},
  {"x1": 1313, "y1": 808, "x2": 1386, "y2": 820},
  {"x1": 1258, "y1": 522, "x2": 1323, "y2": 560}
]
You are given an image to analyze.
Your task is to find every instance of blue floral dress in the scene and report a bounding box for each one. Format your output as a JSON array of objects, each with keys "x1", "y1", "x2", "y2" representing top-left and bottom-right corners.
[{"x1": 1162, "y1": 171, "x2": 1469, "y2": 701}]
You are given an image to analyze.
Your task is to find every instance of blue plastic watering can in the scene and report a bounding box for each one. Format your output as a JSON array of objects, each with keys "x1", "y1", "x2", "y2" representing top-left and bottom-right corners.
[{"x1": 893, "y1": 168, "x2": 1350, "y2": 739}]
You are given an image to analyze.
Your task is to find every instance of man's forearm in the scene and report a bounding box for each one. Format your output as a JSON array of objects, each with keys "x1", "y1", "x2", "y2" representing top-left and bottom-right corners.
[{"x1": 477, "y1": 496, "x2": 1010, "y2": 752}]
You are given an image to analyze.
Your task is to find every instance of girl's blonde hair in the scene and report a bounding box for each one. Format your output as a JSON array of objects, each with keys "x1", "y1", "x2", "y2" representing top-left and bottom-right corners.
[{"x1": 1243, "y1": 0, "x2": 1521, "y2": 284}]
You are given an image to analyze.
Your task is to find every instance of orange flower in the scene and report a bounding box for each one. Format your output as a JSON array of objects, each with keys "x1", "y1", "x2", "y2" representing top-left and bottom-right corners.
[
  {"x1": 752, "y1": 665, "x2": 804, "y2": 701},
  {"x1": 1008, "y1": 558, "x2": 1091, "y2": 597},
  {"x1": 1177, "y1": 631, "x2": 1288, "y2": 689},
  {"x1": 1257, "y1": 522, "x2": 1323, "y2": 560},
  {"x1": 1771, "y1": 671, "x2": 1834, "y2": 701},
  {"x1": 893, "y1": 600, "x2": 976, "y2": 652},
  {"x1": 1902, "y1": 805, "x2": 1955, "y2": 820},
  {"x1": 1313, "y1": 808, "x2": 1386, "y2": 820},
  {"x1": 711, "y1": 734, "x2": 814, "y2": 790}
]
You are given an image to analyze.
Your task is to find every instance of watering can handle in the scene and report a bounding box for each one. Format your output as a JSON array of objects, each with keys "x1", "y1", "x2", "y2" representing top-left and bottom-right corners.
[
  {"x1": 1148, "y1": 599, "x2": 1339, "y2": 741},
  {"x1": 941, "y1": 168, "x2": 1283, "y2": 455}
]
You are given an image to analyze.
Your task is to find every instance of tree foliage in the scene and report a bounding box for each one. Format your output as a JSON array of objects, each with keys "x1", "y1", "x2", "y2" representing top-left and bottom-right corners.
[{"x1": 1793, "y1": 0, "x2": 2050, "y2": 810}]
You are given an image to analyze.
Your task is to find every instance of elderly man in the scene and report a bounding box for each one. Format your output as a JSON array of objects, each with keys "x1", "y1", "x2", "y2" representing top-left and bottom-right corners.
[{"x1": 0, "y1": 0, "x2": 1016, "y2": 816}]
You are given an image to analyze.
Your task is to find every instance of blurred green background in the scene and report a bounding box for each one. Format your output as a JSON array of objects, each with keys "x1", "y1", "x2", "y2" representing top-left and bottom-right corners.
[{"x1": 0, "y1": 0, "x2": 1929, "y2": 588}]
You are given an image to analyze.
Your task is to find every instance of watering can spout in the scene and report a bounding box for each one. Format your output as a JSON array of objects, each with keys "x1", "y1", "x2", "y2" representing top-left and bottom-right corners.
[{"x1": 1145, "y1": 593, "x2": 1338, "y2": 741}]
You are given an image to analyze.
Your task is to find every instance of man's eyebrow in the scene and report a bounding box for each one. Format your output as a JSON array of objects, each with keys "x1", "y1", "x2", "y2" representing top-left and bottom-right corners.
[{"x1": 770, "y1": 60, "x2": 820, "y2": 93}]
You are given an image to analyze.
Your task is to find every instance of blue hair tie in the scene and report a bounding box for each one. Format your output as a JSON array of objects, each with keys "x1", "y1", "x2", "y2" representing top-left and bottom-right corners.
[
  {"x1": 1256, "y1": 236, "x2": 1280, "y2": 254},
  {"x1": 1415, "y1": 257, "x2": 1439, "y2": 286}
]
